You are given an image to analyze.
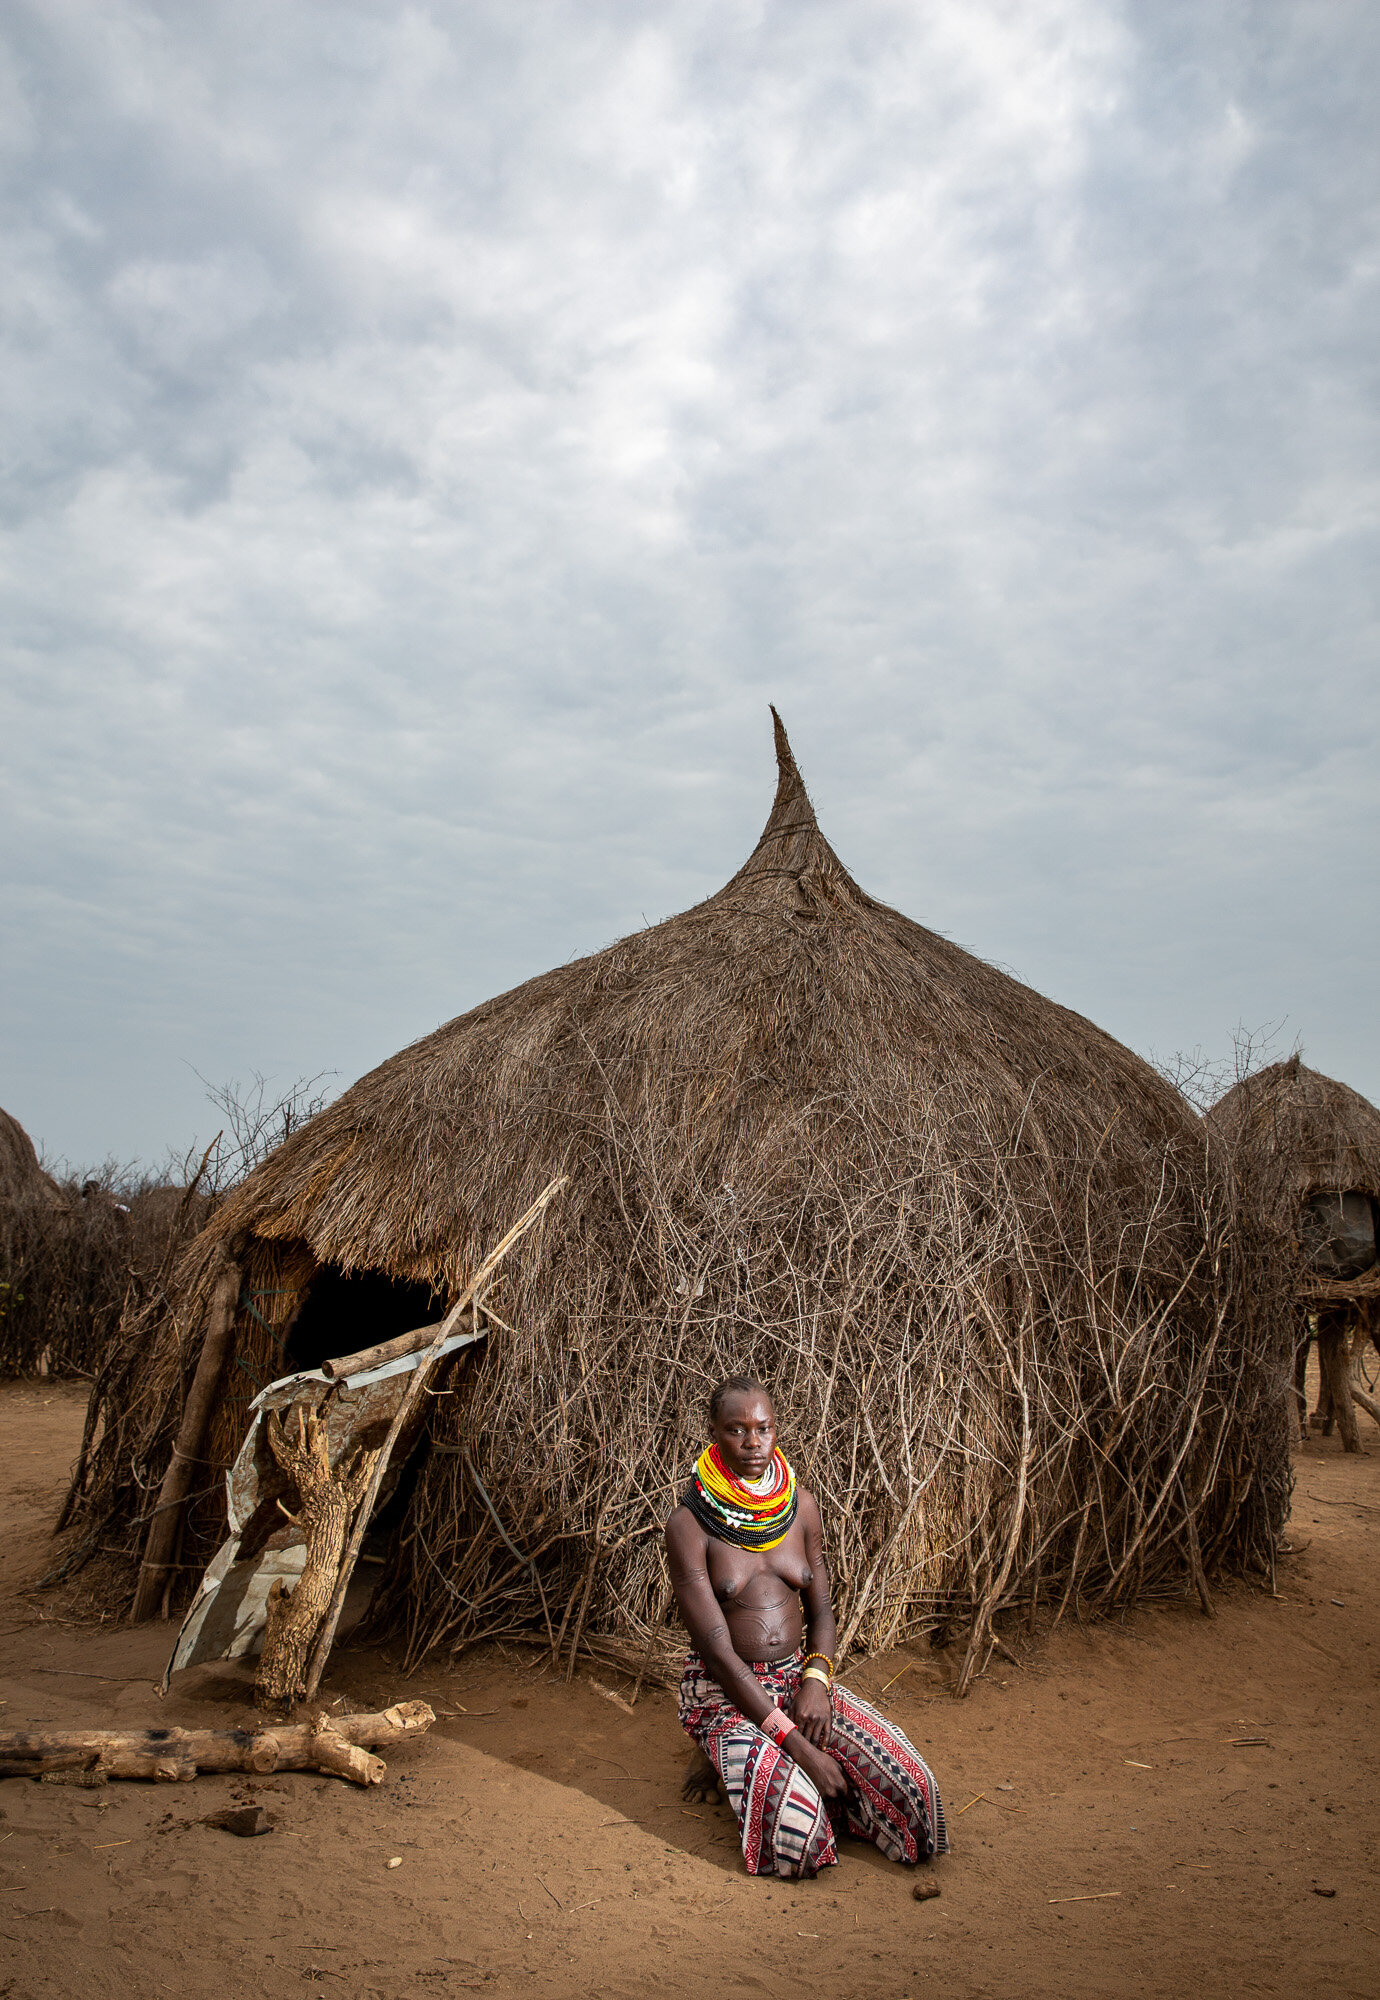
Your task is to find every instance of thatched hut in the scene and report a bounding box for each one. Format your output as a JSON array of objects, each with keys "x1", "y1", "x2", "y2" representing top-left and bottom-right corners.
[
  {"x1": 0, "y1": 1107, "x2": 66, "y2": 1212},
  {"x1": 1, "y1": 1106, "x2": 81, "y2": 1378},
  {"x1": 1207, "y1": 1056, "x2": 1380, "y2": 1450},
  {"x1": 2, "y1": 1105, "x2": 214, "y2": 1384},
  {"x1": 67, "y1": 716, "x2": 1290, "y2": 1685}
]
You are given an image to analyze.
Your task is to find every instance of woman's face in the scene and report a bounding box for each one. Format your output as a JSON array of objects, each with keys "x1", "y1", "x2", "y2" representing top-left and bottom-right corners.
[{"x1": 711, "y1": 1391, "x2": 776, "y2": 1481}]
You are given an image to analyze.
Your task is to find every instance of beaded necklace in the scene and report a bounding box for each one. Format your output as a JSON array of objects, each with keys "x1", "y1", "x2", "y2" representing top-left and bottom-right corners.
[{"x1": 682, "y1": 1443, "x2": 798, "y2": 1551}]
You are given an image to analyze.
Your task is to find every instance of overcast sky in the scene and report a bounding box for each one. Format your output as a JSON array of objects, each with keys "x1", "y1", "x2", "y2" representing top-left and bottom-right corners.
[{"x1": 2, "y1": 0, "x2": 1377, "y2": 1172}]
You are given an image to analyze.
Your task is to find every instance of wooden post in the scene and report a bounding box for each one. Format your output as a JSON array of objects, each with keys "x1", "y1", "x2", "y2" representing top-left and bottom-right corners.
[
  {"x1": 131, "y1": 1249, "x2": 241, "y2": 1622},
  {"x1": 1351, "y1": 1381, "x2": 1380, "y2": 1430},
  {"x1": 1317, "y1": 1325, "x2": 1362, "y2": 1454},
  {"x1": 1292, "y1": 1334, "x2": 1310, "y2": 1443}
]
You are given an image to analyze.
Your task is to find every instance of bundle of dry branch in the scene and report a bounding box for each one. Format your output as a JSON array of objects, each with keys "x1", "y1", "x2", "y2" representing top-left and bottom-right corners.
[
  {"x1": 0, "y1": 1108, "x2": 212, "y2": 1382},
  {"x1": 58, "y1": 715, "x2": 1295, "y2": 1686}
]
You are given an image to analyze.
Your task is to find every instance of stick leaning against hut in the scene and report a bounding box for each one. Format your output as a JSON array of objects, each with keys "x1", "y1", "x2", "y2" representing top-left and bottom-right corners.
[{"x1": 57, "y1": 713, "x2": 1294, "y2": 1691}]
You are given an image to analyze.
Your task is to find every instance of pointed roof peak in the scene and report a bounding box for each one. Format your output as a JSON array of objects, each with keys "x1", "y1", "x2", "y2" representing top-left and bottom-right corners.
[
  {"x1": 717, "y1": 708, "x2": 869, "y2": 912},
  {"x1": 765, "y1": 705, "x2": 819, "y2": 840}
]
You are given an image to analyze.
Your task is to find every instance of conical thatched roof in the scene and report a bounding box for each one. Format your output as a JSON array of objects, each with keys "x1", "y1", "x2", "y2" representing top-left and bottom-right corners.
[
  {"x1": 1208, "y1": 1056, "x2": 1380, "y2": 1214},
  {"x1": 1207, "y1": 1056, "x2": 1380, "y2": 1300},
  {"x1": 209, "y1": 709, "x2": 1190, "y2": 1284},
  {"x1": 67, "y1": 716, "x2": 1291, "y2": 1683}
]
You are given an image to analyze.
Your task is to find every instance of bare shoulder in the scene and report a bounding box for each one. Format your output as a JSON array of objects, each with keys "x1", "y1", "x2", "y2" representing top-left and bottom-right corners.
[
  {"x1": 665, "y1": 1502, "x2": 703, "y2": 1548},
  {"x1": 796, "y1": 1486, "x2": 824, "y2": 1531}
]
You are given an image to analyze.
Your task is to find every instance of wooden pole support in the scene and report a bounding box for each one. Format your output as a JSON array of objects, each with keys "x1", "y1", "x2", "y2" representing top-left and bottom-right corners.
[
  {"x1": 131, "y1": 1250, "x2": 242, "y2": 1622},
  {"x1": 1292, "y1": 1335, "x2": 1310, "y2": 1443},
  {"x1": 1350, "y1": 1382, "x2": 1380, "y2": 1431},
  {"x1": 1317, "y1": 1328, "x2": 1362, "y2": 1454},
  {"x1": 254, "y1": 1406, "x2": 379, "y2": 1713}
]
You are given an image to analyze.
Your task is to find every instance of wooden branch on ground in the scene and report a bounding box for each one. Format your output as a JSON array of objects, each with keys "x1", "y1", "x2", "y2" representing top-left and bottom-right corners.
[{"x1": 0, "y1": 1700, "x2": 434, "y2": 1788}]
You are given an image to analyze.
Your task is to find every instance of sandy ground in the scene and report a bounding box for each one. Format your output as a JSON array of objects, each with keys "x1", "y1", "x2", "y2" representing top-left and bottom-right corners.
[{"x1": 0, "y1": 1381, "x2": 1377, "y2": 2000}]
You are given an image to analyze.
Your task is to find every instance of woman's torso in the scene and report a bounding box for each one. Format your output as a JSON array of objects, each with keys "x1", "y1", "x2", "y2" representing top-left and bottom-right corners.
[{"x1": 705, "y1": 1517, "x2": 812, "y2": 1663}]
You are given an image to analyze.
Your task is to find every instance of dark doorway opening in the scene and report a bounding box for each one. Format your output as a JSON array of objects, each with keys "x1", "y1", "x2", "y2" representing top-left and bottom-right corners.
[
  {"x1": 1301, "y1": 1190, "x2": 1378, "y2": 1282},
  {"x1": 284, "y1": 1264, "x2": 442, "y2": 1374}
]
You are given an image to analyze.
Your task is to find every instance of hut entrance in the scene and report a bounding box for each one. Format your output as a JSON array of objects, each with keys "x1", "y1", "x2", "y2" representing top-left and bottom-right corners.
[
  {"x1": 1300, "y1": 1190, "x2": 1377, "y2": 1282},
  {"x1": 284, "y1": 1265, "x2": 440, "y2": 1375}
]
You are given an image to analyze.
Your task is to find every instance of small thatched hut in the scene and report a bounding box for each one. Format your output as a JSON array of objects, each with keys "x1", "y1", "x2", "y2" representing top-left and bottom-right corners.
[
  {"x1": 1207, "y1": 1056, "x2": 1380, "y2": 1450},
  {"x1": 1, "y1": 1106, "x2": 78, "y2": 1377},
  {"x1": 67, "y1": 717, "x2": 1290, "y2": 1684},
  {"x1": 2, "y1": 1107, "x2": 213, "y2": 1384},
  {"x1": 0, "y1": 1107, "x2": 65, "y2": 1212}
]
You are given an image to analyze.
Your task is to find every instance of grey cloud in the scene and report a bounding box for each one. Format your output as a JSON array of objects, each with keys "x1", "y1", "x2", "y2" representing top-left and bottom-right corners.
[{"x1": 1, "y1": 0, "x2": 1376, "y2": 1164}]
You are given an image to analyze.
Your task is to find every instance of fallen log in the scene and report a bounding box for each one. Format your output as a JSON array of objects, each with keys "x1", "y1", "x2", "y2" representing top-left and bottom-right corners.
[{"x1": 0, "y1": 1700, "x2": 434, "y2": 1788}]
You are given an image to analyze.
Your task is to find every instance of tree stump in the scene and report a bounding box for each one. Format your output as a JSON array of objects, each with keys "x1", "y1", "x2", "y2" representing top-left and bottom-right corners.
[{"x1": 255, "y1": 1402, "x2": 379, "y2": 1713}]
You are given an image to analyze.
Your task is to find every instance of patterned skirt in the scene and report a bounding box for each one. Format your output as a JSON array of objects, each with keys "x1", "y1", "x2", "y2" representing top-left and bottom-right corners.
[{"x1": 678, "y1": 1648, "x2": 948, "y2": 1880}]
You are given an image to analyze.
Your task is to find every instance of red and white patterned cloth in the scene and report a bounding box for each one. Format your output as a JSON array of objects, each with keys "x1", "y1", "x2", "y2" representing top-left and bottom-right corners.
[{"x1": 678, "y1": 1648, "x2": 948, "y2": 1879}]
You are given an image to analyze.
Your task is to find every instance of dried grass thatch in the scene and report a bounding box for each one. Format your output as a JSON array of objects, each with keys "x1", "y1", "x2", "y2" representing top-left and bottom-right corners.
[
  {"x1": 66, "y1": 716, "x2": 1292, "y2": 1685},
  {"x1": 0, "y1": 1107, "x2": 65, "y2": 1210},
  {"x1": 0, "y1": 1108, "x2": 212, "y2": 1381},
  {"x1": 1206, "y1": 1056, "x2": 1380, "y2": 1306}
]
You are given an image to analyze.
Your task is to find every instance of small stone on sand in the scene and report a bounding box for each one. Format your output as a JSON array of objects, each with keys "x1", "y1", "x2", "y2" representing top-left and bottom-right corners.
[{"x1": 204, "y1": 1805, "x2": 275, "y2": 1837}]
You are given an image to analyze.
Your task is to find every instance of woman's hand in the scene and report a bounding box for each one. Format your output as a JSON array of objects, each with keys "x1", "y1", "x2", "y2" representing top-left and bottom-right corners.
[
  {"x1": 788, "y1": 1677, "x2": 832, "y2": 1749},
  {"x1": 787, "y1": 1732, "x2": 848, "y2": 1801}
]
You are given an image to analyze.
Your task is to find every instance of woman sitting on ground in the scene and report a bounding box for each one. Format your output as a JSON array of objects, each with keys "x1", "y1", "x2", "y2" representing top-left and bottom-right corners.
[{"x1": 666, "y1": 1374, "x2": 948, "y2": 1881}]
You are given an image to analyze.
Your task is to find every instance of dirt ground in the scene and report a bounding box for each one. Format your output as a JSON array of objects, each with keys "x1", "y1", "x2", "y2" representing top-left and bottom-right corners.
[{"x1": 0, "y1": 1382, "x2": 1376, "y2": 2000}]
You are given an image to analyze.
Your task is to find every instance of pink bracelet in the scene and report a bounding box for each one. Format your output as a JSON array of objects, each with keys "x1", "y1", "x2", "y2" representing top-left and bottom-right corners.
[{"x1": 760, "y1": 1706, "x2": 797, "y2": 1745}]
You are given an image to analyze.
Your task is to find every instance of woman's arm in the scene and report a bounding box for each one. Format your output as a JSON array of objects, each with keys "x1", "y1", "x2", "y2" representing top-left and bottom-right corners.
[
  {"x1": 789, "y1": 1490, "x2": 838, "y2": 1747},
  {"x1": 664, "y1": 1509, "x2": 781, "y2": 1730}
]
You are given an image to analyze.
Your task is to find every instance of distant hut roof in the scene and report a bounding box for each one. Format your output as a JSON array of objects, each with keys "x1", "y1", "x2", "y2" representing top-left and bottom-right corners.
[
  {"x1": 71, "y1": 715, "x2": 1290, "y2": 1682},
  {"x1": 0, "y1": 1107, "x2": 64, "y2": 1210},
  {"x1": 1207, "y1": 1056, "x2": 1380, "y2": 1218},
  {"x1": 1207, "y1": 1057, "x2": 1380, "y2": 1305}
]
